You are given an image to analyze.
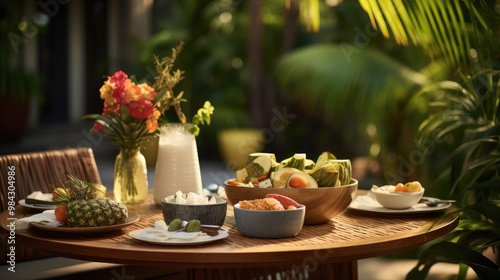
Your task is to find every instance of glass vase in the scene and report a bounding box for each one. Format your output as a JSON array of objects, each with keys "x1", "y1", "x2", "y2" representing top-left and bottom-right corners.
[
  {"x1": 153, "y1": 123, "x2": 203, "y2": 205},
  {"x1": 114, "y1": 148, "x2": 148, "y2": 204}
]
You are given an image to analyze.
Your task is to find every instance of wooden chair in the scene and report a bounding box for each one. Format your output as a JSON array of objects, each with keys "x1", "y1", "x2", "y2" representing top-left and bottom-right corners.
[
  {"x1": 0, "y1": 147, "x2": 102, "y2": 263},
  {"x1": 0, "y1": 147, "x2": 184, "y2": 279}
]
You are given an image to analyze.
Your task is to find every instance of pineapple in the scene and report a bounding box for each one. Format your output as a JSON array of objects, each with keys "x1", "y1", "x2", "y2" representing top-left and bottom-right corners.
[
  {"x1": 66, "y1": 198, "x2": 128, "y2": 227},
  {"x1": 54, "y1": 175, "x2": 128, "y2": 227}
]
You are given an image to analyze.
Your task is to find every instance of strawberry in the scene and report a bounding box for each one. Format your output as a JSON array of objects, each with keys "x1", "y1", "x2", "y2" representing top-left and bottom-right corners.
[{"x1": 265, "y1": 194, "x2": 299, "y2": 209}]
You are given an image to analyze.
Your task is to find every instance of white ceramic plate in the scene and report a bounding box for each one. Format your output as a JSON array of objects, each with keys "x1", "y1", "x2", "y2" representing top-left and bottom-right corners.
[
  {"x1": 19, "y1": 198, "x2": 57, "y2": 210},
  {"x1": 129, "y1": 228, "x2": 229, "y2": 245},
  {"x1": 348, "y1": 194, "x2": 452, "y2": 215}
]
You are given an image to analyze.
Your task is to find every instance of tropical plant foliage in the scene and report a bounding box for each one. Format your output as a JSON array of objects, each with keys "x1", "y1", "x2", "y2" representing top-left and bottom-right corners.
[
  {"x1": 358, "y1": 0, "x2": 493, "y2": 68},
  {"x1": 407, "y1": 70, "x2": 500, "y2": 279},
  {"x1": 357, "y1": 0, "x2": 500, "y2": 278},
  {"x1": 274, "y1": 43, "x2": 426, "y2": 124},
  {"x1": 273, "y1": 1, "x2": 441, "y2": 182},
  {"x1": 276, "y1": 0, "x2": 500, "y2": 277}
]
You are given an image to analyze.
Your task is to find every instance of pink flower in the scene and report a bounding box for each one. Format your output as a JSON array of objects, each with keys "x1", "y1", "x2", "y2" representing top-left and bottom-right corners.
[
  {"x1": 110, "y1": 71, "x2": 132, "y2": 105},
  {"x1": 109, "y1": 71, "x2": 128, "y2": 85},
  {"x1": 127, "y1": 99, "x2": 155, "y2": 120}
]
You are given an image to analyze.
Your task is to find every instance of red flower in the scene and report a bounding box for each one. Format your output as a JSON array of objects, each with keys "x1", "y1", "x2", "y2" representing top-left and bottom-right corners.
[
  {"x1": 93, "y1": 122, "x2": 105, "y2": 133},
  {"x1": 110, "y1": 71, "x2": 130, "y2": 105},
  {"x1": 109, "y1": 71, "x2": 128, "y2": 85},
  {"x1": 102, "y1": 103, "x2": 120, "y2": 115},
  {"x1": 127, "y1": 99, "x2": 154, "y2": 120}
]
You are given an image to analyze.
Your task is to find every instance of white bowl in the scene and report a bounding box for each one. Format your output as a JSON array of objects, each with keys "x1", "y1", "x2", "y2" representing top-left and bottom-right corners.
[{"x1": 370, "y1": 185, "x2": 424, "y2": 209}]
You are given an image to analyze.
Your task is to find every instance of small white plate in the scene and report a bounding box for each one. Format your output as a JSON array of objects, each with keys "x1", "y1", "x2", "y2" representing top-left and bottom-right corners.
[
  {"x1": 19, "y1": 199, "x2": 57, "y2": 210},
  {"x1": 348, "y1": 193, "x2": 452, "y2": 215},
  {"x1": 129, "y1": 228, "x2": 229, "y2": 245}
]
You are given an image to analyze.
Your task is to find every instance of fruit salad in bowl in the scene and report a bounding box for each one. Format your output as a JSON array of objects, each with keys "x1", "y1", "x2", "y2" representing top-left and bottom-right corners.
[
  {"x1": 223, "y1": 151, "x2": 358, "y2": 224},
  {"x1": 370, "y1": 181, "x2": 425, "y2": 209}
]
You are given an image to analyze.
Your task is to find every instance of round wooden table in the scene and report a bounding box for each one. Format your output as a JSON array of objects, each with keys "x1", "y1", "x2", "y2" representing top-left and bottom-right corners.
[{"x1": 1, "y1": 191, "x2": 458, "y2": 279}]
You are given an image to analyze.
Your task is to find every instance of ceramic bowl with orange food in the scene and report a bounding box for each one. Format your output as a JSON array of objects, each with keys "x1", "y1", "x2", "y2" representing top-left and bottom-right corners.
[
  {"x1": 370, "y1": 182, "x2": 425, "y2": 209},
  {"x1": 233, "y1": 196, "x2": 306, "y2": 238},
  {"x1": 223, "y1": 178, "x2": 358, "y2": 224}
]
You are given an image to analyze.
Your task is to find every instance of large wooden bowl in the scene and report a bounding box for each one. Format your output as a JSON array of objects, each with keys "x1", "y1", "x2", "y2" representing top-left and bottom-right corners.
[{"x1": 223, "y1": 179, "x2": 358, "y2": 225}]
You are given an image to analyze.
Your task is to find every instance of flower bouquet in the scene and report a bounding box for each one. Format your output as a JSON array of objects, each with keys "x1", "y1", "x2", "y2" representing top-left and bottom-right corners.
[{"x1": 83, "y1": 43, "x2": 214, "y2": 203}]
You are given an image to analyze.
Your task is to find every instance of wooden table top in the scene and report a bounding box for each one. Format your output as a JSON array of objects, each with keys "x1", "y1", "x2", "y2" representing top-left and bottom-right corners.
[{"x1": 1, "y1": 190, "x2": 458, "y2": 269}]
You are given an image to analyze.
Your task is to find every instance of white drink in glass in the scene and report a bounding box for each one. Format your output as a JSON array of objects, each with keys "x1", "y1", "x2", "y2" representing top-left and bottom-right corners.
[{"x1": 153, "y1": 123, "x2": 203, "y2": 205}]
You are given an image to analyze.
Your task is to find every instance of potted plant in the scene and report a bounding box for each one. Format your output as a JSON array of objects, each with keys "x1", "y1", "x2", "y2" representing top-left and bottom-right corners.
[{"x1": 0, "y1": 1, "x2": 44, "y2": 143}]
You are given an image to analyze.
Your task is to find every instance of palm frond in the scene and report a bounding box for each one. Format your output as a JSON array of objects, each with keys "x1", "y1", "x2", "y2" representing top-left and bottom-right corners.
[{"x1": 358, "y1": 0, "x2": 492, "y2": 68}]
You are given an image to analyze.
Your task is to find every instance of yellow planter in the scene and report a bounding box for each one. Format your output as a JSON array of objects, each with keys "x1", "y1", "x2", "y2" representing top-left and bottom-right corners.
[{"x1": 217, "y1": 129, "x2": 265, "y2": 170}]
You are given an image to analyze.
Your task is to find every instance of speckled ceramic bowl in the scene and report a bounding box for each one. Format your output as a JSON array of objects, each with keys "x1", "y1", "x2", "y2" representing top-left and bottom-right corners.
[
  {"x1": 161, "y1": 196, "x2": 227, "y2": 226},
  {"x1": 233, "y1": 202, "x2": 305, "y2": 238}
]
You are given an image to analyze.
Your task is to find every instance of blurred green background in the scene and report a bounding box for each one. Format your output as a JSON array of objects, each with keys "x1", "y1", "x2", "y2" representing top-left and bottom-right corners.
[{"x1": 0, "y1": 0, "x2": 497, "y2": 192}]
